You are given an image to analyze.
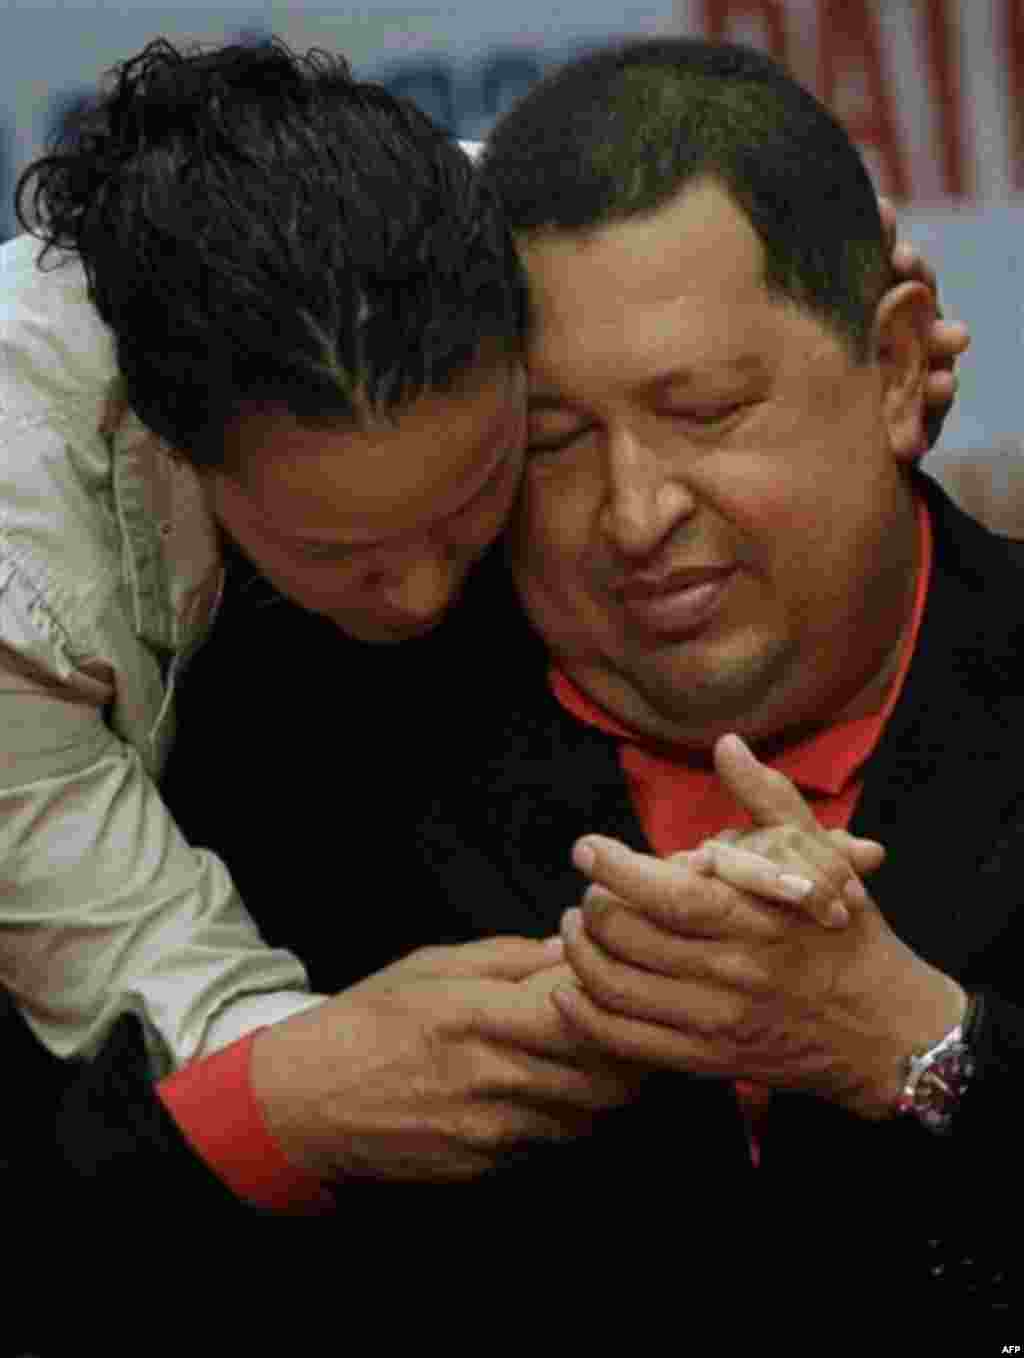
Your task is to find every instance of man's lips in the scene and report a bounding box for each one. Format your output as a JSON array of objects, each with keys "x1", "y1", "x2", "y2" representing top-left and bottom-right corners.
[
  {"x1": 616, "y1": 565, "x2": 735, "y2": 600},
  {"x1": 616, "y1": 566, "x2": 737, "y2": 636}
]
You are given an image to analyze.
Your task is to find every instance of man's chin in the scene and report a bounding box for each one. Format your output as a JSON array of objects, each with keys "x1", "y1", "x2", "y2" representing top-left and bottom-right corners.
[{"x1": 622, "y1": 637, "x2": 799, "y2": 736}]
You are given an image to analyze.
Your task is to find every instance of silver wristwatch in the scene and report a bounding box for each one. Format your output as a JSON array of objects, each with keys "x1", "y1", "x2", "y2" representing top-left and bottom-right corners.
[{"x1": 895, "y1": 994, "x2": 979, "y2": 1135}]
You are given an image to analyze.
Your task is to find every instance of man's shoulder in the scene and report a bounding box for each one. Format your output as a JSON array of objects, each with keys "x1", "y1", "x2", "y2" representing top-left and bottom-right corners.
[
  {"x1": 922, "y1": 465, "x2": 1024, "y2": 583},
  {"x1": 917, "y1": 467, "x2": 1024, "y2": 689}
]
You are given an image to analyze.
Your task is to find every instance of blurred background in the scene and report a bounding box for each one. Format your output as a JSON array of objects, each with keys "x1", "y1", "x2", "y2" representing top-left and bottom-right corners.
[{"x1": 1, "y1": 0, "x2": 1022, "y2": 456}]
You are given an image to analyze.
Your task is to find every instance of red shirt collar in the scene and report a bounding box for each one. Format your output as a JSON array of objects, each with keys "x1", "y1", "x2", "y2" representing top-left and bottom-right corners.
[{"x1": 550, "y1": 493, "x2": 933, "y2": 795}]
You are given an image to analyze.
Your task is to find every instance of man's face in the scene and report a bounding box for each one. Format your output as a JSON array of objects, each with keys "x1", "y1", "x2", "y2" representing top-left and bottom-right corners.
[
  {"x1": 205, "y1": 360, "x2": 525, "y2": 643},
  {"x1": 512, "y1": 181, "x2": 922, "y2": 748}
]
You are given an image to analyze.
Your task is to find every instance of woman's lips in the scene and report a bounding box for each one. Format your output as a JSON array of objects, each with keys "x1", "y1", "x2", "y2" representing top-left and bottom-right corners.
[{"x1": 618, "y1": 568, "x2": 736, "y2": 637}]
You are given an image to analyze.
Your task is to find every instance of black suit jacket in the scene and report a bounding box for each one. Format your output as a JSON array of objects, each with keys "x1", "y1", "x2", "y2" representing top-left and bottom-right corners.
[{"x1": 18, "y1": 471, "x2": 1023, "y2": 1303}]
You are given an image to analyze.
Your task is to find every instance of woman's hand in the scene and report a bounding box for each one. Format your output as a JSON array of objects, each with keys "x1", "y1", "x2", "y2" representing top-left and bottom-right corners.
[{"x1": 881, "y1": 194, "x2": 970, "y2": 447}]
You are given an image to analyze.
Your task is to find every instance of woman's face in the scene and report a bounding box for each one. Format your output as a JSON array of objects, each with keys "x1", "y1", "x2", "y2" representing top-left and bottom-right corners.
[{"x1": 204, "y1": 361, "x2": 526, "y2": 643}]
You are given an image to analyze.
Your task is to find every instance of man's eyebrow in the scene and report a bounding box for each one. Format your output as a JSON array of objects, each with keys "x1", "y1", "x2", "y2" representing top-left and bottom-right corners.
[{"x1": 528, "y1": 357, "x2": 769, "y2": 410}]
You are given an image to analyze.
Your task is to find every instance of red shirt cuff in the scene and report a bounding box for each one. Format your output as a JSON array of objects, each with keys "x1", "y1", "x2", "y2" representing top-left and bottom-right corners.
[{"x1": 157, "y1": 1029, "x2": 335, "y2": 1215}]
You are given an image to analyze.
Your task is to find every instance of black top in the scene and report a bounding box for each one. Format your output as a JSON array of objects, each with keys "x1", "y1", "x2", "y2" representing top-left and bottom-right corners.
[{"x1": 10, "y1": 470, "x2": 1022, "y2": 1308}]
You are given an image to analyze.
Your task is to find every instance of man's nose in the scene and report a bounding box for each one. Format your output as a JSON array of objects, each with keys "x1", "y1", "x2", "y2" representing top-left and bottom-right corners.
[
  {"x1": 600, "y1": 427, "x2": 695, "y2": 556},
  {"x1": 378, "y1": 544, "x2": 461, "y2": 623}
]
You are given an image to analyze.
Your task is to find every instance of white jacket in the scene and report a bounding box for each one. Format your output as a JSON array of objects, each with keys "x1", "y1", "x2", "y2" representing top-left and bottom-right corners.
[{"x1": 0, "y1": 234, "x2": 320, "y2": 1075}]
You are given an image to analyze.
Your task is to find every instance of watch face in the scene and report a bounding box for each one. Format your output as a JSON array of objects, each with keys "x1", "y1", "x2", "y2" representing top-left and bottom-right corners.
[{"x1": 912, "y1": 1042, "x2": 975, "y2": 1134}]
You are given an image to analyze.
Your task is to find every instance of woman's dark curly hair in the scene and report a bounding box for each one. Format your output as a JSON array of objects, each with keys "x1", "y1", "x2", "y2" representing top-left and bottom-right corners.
[{"x1": 17, "y1": 37, "x2": 528, "y2": 469}]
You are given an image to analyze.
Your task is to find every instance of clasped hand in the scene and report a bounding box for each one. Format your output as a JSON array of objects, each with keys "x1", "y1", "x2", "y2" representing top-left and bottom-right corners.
[{"x1": 555, "y1": 734, "x2": 965, "y2": 1119}]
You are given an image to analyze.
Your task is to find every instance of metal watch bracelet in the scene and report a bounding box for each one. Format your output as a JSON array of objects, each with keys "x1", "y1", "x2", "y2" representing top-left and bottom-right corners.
[{"x1": 895, "y1": 992, "x2": 980, "y2": 1135}]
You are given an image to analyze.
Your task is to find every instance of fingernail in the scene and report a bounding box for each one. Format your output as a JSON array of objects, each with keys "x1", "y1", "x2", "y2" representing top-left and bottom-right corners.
[
  {"x1": 573, "y1": 840, "x2": 596, "y2": 872},
  {"x1": 844, "y1": 878, "x2": 870, "y2": 907},
  {"x1": 724, "y1": 733, "x2": 754, "y2": 759},
  {"x1": 543, "y1": 935, "x2": 566, "y2": 959},
  {"x1": 828, "y1": 901, "x2": 850, "y2": 928},
  {"x1": 561, "y1": 907, "x2": 583, "y2": 941},
  {"x1": 777, "y1": 873, "x2": 814, "y2": 901}
]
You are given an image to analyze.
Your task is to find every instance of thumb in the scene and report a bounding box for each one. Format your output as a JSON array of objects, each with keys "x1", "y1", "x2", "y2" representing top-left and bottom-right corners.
[{"x1": 713, "y1": 733, "x2": 818, "y2": 831}]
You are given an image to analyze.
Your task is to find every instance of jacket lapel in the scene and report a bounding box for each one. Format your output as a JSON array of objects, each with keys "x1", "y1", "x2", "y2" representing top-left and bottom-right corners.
[{"x1": 849, "y1": 471, "x2": 1024, "y2": 979}]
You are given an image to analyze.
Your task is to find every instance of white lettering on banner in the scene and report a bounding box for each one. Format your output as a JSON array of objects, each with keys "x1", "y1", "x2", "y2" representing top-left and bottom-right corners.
[{"x1": 1008, "y1": 0, "x2": 1024, "y2": 191}]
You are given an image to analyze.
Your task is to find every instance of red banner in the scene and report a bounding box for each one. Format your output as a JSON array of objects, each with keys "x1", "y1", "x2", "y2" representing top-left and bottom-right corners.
[{"x1": 680, "y1": 0, "x2": 1020, "y2": 204}]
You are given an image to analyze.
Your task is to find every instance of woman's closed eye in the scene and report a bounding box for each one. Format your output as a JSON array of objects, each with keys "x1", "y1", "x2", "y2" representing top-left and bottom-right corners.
[
  {"x1": 527, "y1": 429, "x2": 588, "y2": 456},
  {"x1": 294, "y1": 540, "x2": 358, "y2": 564}
]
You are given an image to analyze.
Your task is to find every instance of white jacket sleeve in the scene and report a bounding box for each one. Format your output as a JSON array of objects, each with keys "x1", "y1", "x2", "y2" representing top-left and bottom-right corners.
[{"x1": 0, "y1": 610, "x2": 322, "y2": 1077}]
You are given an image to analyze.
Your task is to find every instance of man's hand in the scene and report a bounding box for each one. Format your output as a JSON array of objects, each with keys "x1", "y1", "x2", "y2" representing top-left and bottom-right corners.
[
  {"x1": 555, "y1": 735, "x2": 966, "y2": 1119},
  {"x1": 691, "y1": 733, "x2": 886, "y2": 927},
  {"x1": 250, "y1": 935, "x2": 644, "y2": 1183},
  {"x1": 881, "y1": 194, "x2": 970, "y2": 448}
]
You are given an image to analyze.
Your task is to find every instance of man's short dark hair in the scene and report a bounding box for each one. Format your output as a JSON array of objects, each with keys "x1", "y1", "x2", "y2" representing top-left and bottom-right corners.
[
  {"x1": 480, "y1": 38, "x2": 888, "y2": 361},
  {"x1": 17, "y1": 37, "x2": 527, "y2": 468}
]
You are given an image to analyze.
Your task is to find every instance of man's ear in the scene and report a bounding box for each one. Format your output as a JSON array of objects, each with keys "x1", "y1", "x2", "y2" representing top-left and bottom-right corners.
[{"x1": 872, "y1": 280, "x2": 935, "y2": 463}]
